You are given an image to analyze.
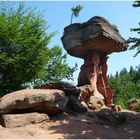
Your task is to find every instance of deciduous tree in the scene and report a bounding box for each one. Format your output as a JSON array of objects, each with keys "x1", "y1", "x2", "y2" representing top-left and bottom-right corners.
[{"x1": 0, "y1": 2, "x2": 77, "y2": 95}]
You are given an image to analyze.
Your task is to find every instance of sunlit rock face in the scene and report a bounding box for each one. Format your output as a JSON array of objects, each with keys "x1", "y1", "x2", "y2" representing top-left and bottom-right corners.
[
  {"x1": 61, "y1": 16, "x2": 127, "y2": 58},
  {"x1": 61, "y1": 16, "x2": 127, "y2": 107}
]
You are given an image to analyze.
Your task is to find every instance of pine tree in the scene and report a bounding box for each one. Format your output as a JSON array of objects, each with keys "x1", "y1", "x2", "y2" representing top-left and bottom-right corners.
[{"x1": 127, "y1": 0, "x2": 140, "y2": 57}]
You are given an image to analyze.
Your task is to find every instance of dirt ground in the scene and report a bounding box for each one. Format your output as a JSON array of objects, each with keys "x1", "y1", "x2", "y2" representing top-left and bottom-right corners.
[{"x1": 0, "y1": 110, "x2": 140, "y2": 139}]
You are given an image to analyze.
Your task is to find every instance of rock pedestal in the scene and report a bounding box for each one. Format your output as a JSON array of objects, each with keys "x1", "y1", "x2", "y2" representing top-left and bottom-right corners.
[
  {"x1": 61, "y1": 16, "x2": 127, "y2": 108},
  {"x1": 77, "y1": 52, "x2": 113, "y2": 106}
]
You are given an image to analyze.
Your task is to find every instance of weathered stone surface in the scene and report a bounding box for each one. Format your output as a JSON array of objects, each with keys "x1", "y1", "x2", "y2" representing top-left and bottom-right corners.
[
  {"x1": 0, "y1": 112, "x2": 49, "y2": 128},
  {"x1": 78, "y1": 85, "x2": 95, "y2": 103},
  {"x1": 35, "y1": 81, "x2": 80, "y2": 98},
  {"x1": 88, "y1": 96, "x2": 105, "y2": 110},
  {"x1": 0, "y1": 89, "x2": 68, "y2": 115},
  {"x1": 111, "y1": 104, "x2": 122, "y2": 112},
  {"x1": 67, "y1": 95, "x2": 87, "y2": 113},
  {"x1": 77, "y1": 53, "x2": 113, "y2": 107},
  {"x1": 96, "y1": 108, "x2": 127, "y2": 125},
  {"x1": 61, "y1": 16, "x2": 127, "y2": 58},
  {"x1": 78, "y1": 85, "x2": 105, "y2": 110},
  {"x1": 128, "y1": 99, "x2": 139, "y2": 111},
  {"x1": 88, "y1": 108, "x2": 129, "y2": 126},
  {"x1": 61, "y1": 16, "x2": 127, "y2": 108}
]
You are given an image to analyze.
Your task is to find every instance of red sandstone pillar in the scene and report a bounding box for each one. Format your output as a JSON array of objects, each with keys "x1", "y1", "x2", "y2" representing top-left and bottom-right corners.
[
  {"x1": 77, "y1": 52, "x2": 113, "y2": 107},
  {"x1": 97, "y1": 55, "x2": 113, "y2": 107},
  {"x1": 77, "y1": 52, "x2": 100, "y2": 88}
]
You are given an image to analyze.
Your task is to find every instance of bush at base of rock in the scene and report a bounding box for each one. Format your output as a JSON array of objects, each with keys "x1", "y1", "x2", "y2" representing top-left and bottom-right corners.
[{"x1": 0, "y1": 89, "x2": 68, "y2": 115}]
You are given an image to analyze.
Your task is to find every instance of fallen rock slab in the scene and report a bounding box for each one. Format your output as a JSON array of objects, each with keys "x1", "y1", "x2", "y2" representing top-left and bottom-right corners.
[
  {"x1": 0, "y1": 89, "x2": 68, "y2": 115},
  {"x1": 0, "y1": 112, "x2": 49, "y2": 128}
]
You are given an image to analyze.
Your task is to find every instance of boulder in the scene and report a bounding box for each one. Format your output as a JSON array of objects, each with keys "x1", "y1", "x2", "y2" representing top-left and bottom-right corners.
[
  {"x1": 0, "y1": 89, "x2": 68, "y2": 115},
  {"x1": 35, "y1": 81, "x2": 80, "y2": 98},
  {"x1": 96, "y1": 108, "x2": 116, "y2": 123},
  {"x1": 88, "y1": 95, "x2": 105, "y2": 110},
  {"x1": 78, "y1": 85, "x2": 105, "y2": 110},
  {"x1": 61, "y1": 16, "x2": 127, "y2": 58},
  {"x1": 128, "y1": 99, "x2": 139, "y2": 111},
  {"x1": 67, "y1": 95, "x2": 87, "y2": 113},
  {"x1": 78, "y1": 85, "x2": 95, "y2": 102},
  {"x1": 0, "y1": 112, "x2": 49, "y2": 128},
  {"x1": 96, "y1": 108, "x2": 127, "y2": 125}
]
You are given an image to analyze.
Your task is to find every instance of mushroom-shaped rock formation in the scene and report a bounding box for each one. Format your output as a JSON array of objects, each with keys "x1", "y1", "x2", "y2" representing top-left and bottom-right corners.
[
  {"x1": 61, "y1": 16, "x2": 127, "y2": 107},
  {"x1": 61, "y1": 16, "x2": 127, "y2": 58}
]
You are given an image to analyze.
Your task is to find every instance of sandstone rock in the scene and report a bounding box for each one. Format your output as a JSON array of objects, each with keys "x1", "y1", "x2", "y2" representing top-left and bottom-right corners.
[
  {"x1": 96, "y1": 108, "x2": 114, "y2": 121},
  {"x1": 61, "y1": 16, "x2": 127, "y2": 108},
  {"x1": 67, "y1": 95, "x2": 87, "y2": 113},
  {"x1": 0, "y1": 89, "x2": 68, "y2": 115},
  {"x1": 128, "y1": 99, "x2": 139, "y2": 111},
  {"x1": 61, "y1": 16, "x2": 127, "y2": 58},
  {"x1": 0, "y1": 112, "x2": 49, "y2": 128},
  {"x1": 35, "y1": 81, "x2": 80, "y2": 98},
  {"x1": 81, "y1": 101, "x2": 88, "y2": 109},
  {"x1": 118, "y1": 111, "x2": 140, "y2": 122},
  {"x1": 78, "y1": 85, "x2": 95, "y2": 102},
  {"x1": 111, "y1": 104, "x2": 122, "y2": 112},
  {"x1": 88, "y1": 96, "x2": 105, "y2": 110},
  {"x1": 96, "y1": 108, "x2": 127, "y2": 125},
  {"x1": 78, "y1": 85, "x2": 105, "y2": 110},
  {"x1": 77, "y1": 53, "x2": 113, "y2": 107}
]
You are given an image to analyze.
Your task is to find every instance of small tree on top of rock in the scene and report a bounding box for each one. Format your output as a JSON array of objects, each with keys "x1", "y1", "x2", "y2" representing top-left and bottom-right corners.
[{"x1": 70, "y1": 5, "x2": 83, "y2": 24}]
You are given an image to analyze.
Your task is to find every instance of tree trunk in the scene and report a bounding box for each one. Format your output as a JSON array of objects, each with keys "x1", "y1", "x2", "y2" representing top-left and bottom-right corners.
[{"x1": 70, "y1": 13, "x2": 74, "y2": 24}]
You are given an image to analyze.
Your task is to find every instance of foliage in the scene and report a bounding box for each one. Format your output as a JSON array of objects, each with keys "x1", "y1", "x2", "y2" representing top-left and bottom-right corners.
[
  {"x1": 44, "y1": 45, "x2": 77, "y2": 82},
  {"x1": 70, "y1": 5, "x2": 83, "y2": 24},
  {"x1": 133, "y1": 0, "x2": 140, "y2": 7},
  {"x1": 0, "y1": 2, "x2": 77, "y2": 96},
  {"x1": 134, "y1": 101, "x2": 140, "y2": 112},
  {"x1": 127, "y1": 0, "x2": 140, "y2": 57},
  {"x1": 23, "y1": 46, "x2": 77, "y2": 88},
  {"x1": 108, "y1": 65, "x2": 140, "y2": 109}
]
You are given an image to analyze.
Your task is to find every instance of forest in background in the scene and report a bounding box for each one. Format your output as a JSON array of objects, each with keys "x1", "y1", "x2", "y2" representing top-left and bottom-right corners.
[{"x1": 109, "y1": 65, "x2": 140, "y2": 109}]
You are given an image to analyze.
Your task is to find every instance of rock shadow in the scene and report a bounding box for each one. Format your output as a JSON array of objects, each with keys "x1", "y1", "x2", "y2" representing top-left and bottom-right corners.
[{"x1": 48, "y1": 111, "x2": 140, "y2": 139}]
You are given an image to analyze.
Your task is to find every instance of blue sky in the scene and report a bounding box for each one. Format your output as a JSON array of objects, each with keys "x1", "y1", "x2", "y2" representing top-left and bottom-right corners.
[{"x1": 23, "y1": 1, "x2": 140, "y2": 84}]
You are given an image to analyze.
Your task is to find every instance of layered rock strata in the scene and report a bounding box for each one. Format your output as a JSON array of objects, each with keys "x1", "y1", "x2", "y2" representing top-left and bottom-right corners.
[{"x1": 61, "y1": 16, "x2": 127, "y2": 107}]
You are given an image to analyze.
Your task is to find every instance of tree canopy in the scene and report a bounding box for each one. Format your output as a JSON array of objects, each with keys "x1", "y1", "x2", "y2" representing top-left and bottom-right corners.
[
  {"x1": 45, "y1": 46, "x2": 77, "y2": 83},
  {"x1": 0, "y1": 2, "x2": 77, "y2": 96},
  {"x1": 108, "y1": 65, "x2": 140, "y2": 108},
  {"x1": 70, "y1": 5, "x2": 83, "y2": 24},
  {"x1": 127, "y1": 0, "x2": 140, "y2": 57}
]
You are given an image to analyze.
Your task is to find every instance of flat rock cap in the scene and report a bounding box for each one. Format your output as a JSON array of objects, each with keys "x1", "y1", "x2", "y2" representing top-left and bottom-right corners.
[{"x1": 61, "y1": 16, "x2": 127, "y2": 58}]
